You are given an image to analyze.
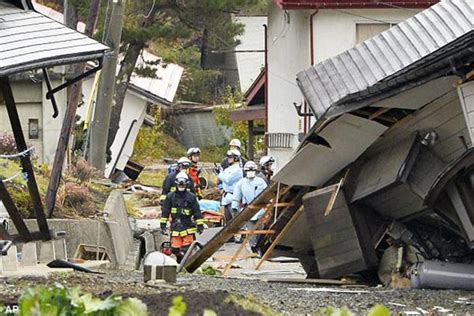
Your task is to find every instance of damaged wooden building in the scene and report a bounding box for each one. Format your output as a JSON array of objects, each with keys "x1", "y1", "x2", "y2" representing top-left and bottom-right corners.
[{"x1": 251, "y1": 0, "x2": 474, "y2": 285}]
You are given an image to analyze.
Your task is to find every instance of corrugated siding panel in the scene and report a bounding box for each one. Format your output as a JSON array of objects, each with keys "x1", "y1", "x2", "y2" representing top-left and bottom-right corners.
[
  {"x1": 0, "y1": 1, "x2": 108, "y2": 76},
  {"x1": 177, "y1": 112, "x2": 230, "y2": 148},
  {"x1": 297, "y1": 0, "x2": 474, "y2": 117}
]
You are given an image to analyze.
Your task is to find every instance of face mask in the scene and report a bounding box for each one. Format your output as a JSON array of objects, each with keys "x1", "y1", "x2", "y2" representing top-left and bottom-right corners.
[
  {"x1": 247, "y1": 171, "x2": 256, "y2": 179},
  {"x1": 177, "y1": 185, "x2": 186, "y2": 192}
]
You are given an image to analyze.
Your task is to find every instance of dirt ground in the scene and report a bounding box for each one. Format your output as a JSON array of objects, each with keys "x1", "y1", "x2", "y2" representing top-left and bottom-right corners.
[{"x1": 1, "y1": 269, "x2": 473, "y2": 315}]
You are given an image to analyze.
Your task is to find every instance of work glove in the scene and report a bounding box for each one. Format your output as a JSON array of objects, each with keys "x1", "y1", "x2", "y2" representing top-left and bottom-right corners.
[
  {"x1": 197, "y1": 225, "x2": 204, "y2": 234},
  {"x1": 232, "y1": 208, "x2": 239, "y2": 215}
]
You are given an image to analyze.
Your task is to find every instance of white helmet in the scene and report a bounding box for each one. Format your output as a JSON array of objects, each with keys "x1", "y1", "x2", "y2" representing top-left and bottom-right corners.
[
  {"x1": 229, "y1": 139, "x2": 241, "y2": 148},
  {"x1": 177, "y1": 157, "x2": 191, "y2": 169},
  {"x1": 175, "y1": 171, "x2": 188, "y2": 183},
  {"x1": 226, "y1": 148, "x2": 241, "y2": 158},
  {"x1": 259, "y1": 155, "x2": 274, "y2": 167},
  {"x1": 244, "y1": 161, "x2": 257, "y2": 171},
  {"x1": 187, "y1": 147, "x2": 201, "y2": 157}
]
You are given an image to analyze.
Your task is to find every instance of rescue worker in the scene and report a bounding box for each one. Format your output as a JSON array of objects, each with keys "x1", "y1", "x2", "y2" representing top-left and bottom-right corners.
[
  {"x1": 160, "y1": 172, "x2": 204, "y2": 263},
  {"x1": 232, "y1": 161, "x2": 268, "y2": 250},
  {"x1": 258, "y1": 155, "x2": 275, "y2": 185},
  {"x1": 218, "y1": 149, "x2": 243, "y2": 223},
  {"x1": 160, "y1": 157, "x2": 195, "y2": 204},
  {"x1": 218, "y1": 139, "x2": 247, "y2": 172},
  {"x1": 187, "y1": 147, "x2": 202, "y2": 198}
]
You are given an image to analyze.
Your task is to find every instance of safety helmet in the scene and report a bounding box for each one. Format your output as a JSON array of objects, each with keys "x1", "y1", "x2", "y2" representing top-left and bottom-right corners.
[
  {"x1": 244, "y1": 161, "x2": 258, "y2": 171},
  {"x1": 175, "y1": 171, "x2": 189, "y2": 186},
  {"x1": 187, "y1": 147, "x2": 201, "y2": 157},
  {"x1": 226, "y1": 148, "x2": 241, "y2": 159},
  {"x1": 259, "y1": 155, "x2": 275, "y2": 167},
  {"x1": 229, "y1": 139, "x2": 241, "y2": 149},
  {"x1": 177, "y1": 157, "x2": 191, "y2": 169}
]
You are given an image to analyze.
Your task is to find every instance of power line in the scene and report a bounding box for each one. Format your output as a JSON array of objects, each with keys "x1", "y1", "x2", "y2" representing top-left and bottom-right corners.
[
  {"x1": 0, "y1": 147, "x2": 34, "y2": 159},
  {"x1": 334, "y1": 9, "x2": 394, "y2": 24}
]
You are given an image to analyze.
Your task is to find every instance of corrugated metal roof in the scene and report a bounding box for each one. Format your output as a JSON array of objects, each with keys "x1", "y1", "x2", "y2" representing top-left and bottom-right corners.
[
  {"x1": 0, "y1": 1, "x2": 108, "y2": 77},
  {"x1": 297, "y1": 0, "x2": 474, "y2": 121}
]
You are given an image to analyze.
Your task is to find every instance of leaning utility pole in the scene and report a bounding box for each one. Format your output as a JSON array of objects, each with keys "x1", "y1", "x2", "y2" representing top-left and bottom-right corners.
[
  {"x1": 89, "y1": 0, "x2": 125, "y2": 171},
  {"x1": 46, "y1": 0, "x2": 102, "y2": 218}
]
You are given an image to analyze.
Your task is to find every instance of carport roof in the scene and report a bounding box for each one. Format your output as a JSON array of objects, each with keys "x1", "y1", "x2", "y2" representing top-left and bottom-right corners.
[
  {"x1": 297, "y1": 0, "x2": 474, "y2": 124},
  {"x1": 0, "y1": 0, "x2": 108, "y2": 77}
]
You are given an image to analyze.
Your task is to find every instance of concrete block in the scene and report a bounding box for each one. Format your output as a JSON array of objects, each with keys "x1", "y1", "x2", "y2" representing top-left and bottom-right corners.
[
  {"x1": 53, "y1": 239, "x2": 67, "y2": 260},
  {"x1": 38, "y1": 241, "x2": 55, "y2": 264},
  {"x1": 3, "y1": 245, "x2": 18, "y2": 271},
  {"x1": 144, "y1": 265, "x2": 176, "y2": 283},
  {"x1": 21, "y1": 242, "x2": 37, "y2": 267}
]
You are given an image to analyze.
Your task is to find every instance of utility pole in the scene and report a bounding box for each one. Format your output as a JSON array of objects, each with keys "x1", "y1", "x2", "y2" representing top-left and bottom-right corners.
[
  {"x1": 45, "y1": 0, "x2": 102, "y2": 218},
  {"x1": 89, "y1": 0, "x2": 125, "y2": 171}
]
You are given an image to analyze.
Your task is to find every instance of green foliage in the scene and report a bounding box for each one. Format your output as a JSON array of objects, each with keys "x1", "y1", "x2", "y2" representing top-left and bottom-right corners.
[
  {"x1": 367, "y1": 304, "x2": 390, "y2": 316},
  {"x1": 198, "y1": 265, "x2": 219, "y2": 276},
  {"x1": 200, "y1": 145, "x2": 228, "y2": 163},
  {"x1": 224, "y1": 294, "x2": 278, "y2": 316},
  {"x1": 318, "y1": 306, "x2": 355, "y2": 316},
  {"x1": 18, "y1": 284, "x2": 148, "y2": 316},
  {"x1": 317, "y1": 305, "x2": 391, "y2": 316},
  {"x1": 136, "y1": 169, "x2": 167, "y2": 187},
  {"x1": 132, "y1": 126, "x2": 185, "y2": 164},
  {"x1": 168, "y1": 295, "x2": 187, "y2": 316}
]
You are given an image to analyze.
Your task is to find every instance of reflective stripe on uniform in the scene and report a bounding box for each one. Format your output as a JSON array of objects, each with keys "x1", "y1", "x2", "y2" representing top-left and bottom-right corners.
[
  {"x1": 171, "y1": 207, "x2": 177, "y2": 214},
  {"x1": 160, "y1": 217, "x2": 168, "y2": 223},
  {"x1": 170, "y1": 187, "x2": 176, "y2": 192},
  {"x1": 183, "y1": 209, "x2": 191, "y2": 216},
  {"x1": 171, "y1": 231, "x2": 180, "y2": 237},
  {"x1": 179, "y1": 230, "x2": 188, "y2": 237},
  {"x1": 159, "y1": 195, "x2": 166, "y2": 201},
  {"x1": 187, "y1": 228, "x2": 197, "y2": 234},
  {"x1": 196, "y1": 219, "x2": 204, "y2": 225}
]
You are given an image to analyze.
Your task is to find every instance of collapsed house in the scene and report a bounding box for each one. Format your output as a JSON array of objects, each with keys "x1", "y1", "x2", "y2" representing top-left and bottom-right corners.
[{"x1": 249, "y1": 0, "x2": 474, "y2": 284}]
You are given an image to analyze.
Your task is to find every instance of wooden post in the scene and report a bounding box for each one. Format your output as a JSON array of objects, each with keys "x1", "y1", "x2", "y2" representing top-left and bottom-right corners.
[
  {"x1": 0, "y1": 181, "x2": 32, "y2": 242},
  {"x1": 46, "y1": 0, "x2": 102, "y2": 218},
  {"x1": 248, "y1": 120, "x2": 254, "y2": 160},
  {"x1": 184, "y1": 183, "x2": 281, "y2": 272},
  {"x1": 0, "y1": 77, "x2": 50, "y2": 240},
  {"x1": 256, "y1": 205, "x2": 305, "y2": 270}
]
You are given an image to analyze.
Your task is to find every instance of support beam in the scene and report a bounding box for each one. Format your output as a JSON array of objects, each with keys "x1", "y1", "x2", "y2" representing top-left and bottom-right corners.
[
  {"x1": 256, "y1": 205, "x2": 305, "y2": 270},
  {"x1": 0, "y1": 77, "x2": 50, "y2": 240},
  {"x1": 248, "y1": 120, "x2": 254, "y2": 160},
  {"x1": 0, "y1": 181, "x2": 32, "y2": 242}
]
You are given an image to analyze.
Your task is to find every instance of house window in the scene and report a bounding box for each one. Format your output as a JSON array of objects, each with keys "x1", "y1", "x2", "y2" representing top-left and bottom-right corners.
[{"x1": 356, "y1": 23, "x2": 394, "y2": 44}]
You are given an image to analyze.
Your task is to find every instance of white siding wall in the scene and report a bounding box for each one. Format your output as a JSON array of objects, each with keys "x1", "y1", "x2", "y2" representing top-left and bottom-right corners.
[
  {"x1": 80, "y1": 78, "x2": 148, "y2": 177},
  {"x1": 458, "y1": 80, "x2": 474, "y2": 145},
  {"x1": 42, "y1": 78, "x2": 67, "y2": 165},
  {"x1": 267, "y1": 4, "x2": 310, "y2": 169},
  {"x1": 0, "y1": 82, "x2": 44, "y2": 162},
  {"x1": 267, "y1": 5, "x2": 419, "y2": 169}
]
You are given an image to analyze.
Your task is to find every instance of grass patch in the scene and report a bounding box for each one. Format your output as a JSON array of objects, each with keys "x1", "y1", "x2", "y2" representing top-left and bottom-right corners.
[
  {"x1": 224, "y1": 294, "x2": 279, "y2": 316},
  {"x1": 136, "y1": 169, "x2": 167, "y2": 187}
]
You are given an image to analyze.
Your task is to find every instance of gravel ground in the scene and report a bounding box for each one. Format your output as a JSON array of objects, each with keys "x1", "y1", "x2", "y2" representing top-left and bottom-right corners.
[{"x1": 1, "y1": 269, "x2": 473, "y2": 315}]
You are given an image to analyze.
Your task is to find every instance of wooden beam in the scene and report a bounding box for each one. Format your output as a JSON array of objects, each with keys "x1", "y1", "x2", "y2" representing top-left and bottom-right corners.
[
  {"x1": 0, "y1": 181, "x2": 32, "y2": 242},
  {"x1": 237, "y1": 230, "x2": 275, "y2": 235},
  {"x1": 256, "y1": 205, "x2": 305, "y2": 270},
  {"x1": 184, "y1": 183, "x2": 282, "y2": 272},
  {"x1": 368, "y1": 108, "x2": 391, "y2": 120},
  {"x1": 0, "y1": 77, "x2": 51, "y2": 241},
  {"x1": 0, "y1": 222, "x2": 11, "y2": 240},
  {"x1": 248, "y1": 120, "x2": 254, "y2": 160},
  {"x1": 324, "y1": 177, "x2": 344, "y2": 216},
  {"x1": 222, "y1": 205, "x2": 274, "y2": 276}
]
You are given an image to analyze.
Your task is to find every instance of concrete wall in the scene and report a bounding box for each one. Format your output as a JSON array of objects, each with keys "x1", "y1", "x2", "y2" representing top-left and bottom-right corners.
[
  {"x1": 266, "y1": 4, "x2": 419, "y2": 169},
  {"x1": 8, "y1": 190, "x2": 134, "y2": 268}
]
